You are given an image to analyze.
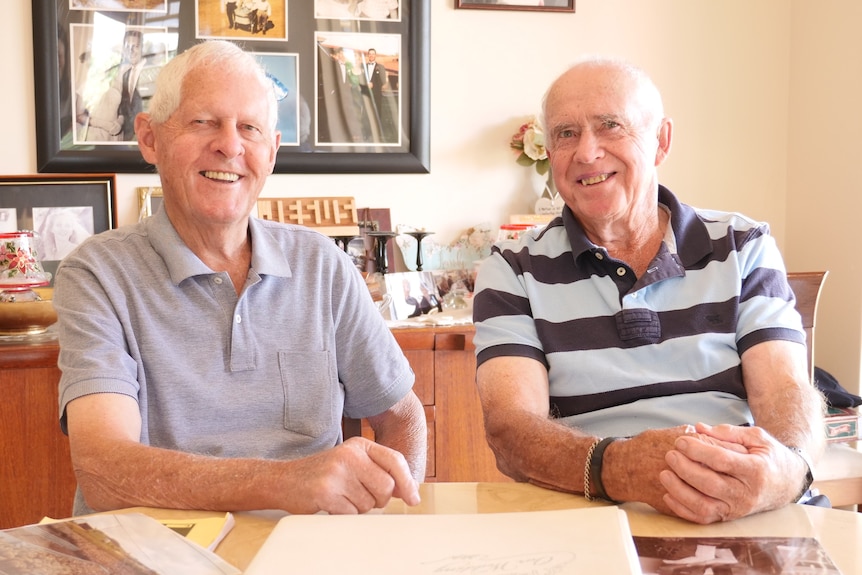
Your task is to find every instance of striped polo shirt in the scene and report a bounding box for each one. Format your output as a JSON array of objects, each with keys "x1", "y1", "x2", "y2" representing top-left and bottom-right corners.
[{"x1": 472, "y1": 185, "x2": 805, "y2": 437}]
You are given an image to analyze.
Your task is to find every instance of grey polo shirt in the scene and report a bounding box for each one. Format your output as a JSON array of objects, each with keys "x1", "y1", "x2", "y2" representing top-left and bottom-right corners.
[{"x1": 55, "y1": 206, "x2": 414, "y2": 461}]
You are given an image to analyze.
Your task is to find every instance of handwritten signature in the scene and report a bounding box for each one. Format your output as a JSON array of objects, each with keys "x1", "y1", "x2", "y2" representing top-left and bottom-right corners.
[{"x1": 423, "y1": 552, "x2": 575, "y2": 574}]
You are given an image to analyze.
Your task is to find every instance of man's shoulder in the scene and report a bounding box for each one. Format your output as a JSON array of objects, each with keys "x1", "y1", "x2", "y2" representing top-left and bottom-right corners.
[
  {"x1": 693, "y1": 205, "x2": 766, "y2": 231},
  {"x1": 75, "y1": 222, "x2": 148, "y2": 253}
]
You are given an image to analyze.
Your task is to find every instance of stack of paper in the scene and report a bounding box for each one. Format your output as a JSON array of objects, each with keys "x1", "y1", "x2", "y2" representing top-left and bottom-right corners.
[{"x1": 245, "y1": 507, "x2": 641, "y2": 574}]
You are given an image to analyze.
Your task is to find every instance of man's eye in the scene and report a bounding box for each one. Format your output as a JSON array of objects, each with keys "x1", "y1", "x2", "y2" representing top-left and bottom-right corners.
[
  {"x1": 603, "y1": 120, "x2": 620, "y2": 129},
  {"x1": 559, "y1": 129, "x2": 575, "y2": 138}
]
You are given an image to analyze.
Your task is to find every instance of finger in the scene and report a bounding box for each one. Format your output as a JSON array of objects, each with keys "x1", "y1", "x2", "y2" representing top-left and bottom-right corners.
[
  {"x1": 694, "y1": 422, "x2": 768, "y2": 450},
  {"x1": 310, "y1": 471, "x2": 375, "y2": 515},
  {"x1": 659, "y1": 469, "x2": 730, "y2": 525},
  {"x1": 363, "y1": 442, "x2": 420, "y2": 506},
  {"x1": 666, "y1": 447, "x2": 737, "y2": 498},
  {"x1": 673, "y1": 436, "x2": 747, "y2": 473}
]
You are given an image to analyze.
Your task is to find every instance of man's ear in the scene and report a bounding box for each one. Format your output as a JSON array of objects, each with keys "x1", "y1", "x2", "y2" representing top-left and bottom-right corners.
[
  {"x1": 135, "y1": 113, "x2": 158, "y2": 164},
  {"x1": 267, "y1": 130, "x2": 282, "y2": 174},
  {"x1": 655, "y1": 117, "x2": 673, "y2": 167}
]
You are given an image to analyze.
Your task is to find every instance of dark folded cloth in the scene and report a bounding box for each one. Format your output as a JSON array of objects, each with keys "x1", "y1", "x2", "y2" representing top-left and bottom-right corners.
[{"x1": 814, "y1": 366, "x2": 862, "y2": 408}]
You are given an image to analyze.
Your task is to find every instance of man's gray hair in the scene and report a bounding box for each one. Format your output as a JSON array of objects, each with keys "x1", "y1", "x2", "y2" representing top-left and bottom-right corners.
[{"x1": 147, "y1": 40, "x2": 278, "y2": 130}]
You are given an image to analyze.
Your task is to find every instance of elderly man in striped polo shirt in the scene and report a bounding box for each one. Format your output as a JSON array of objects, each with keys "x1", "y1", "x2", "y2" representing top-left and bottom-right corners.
[{"x1": 472, "y1": 56, "x2": 825, "y2": 525}]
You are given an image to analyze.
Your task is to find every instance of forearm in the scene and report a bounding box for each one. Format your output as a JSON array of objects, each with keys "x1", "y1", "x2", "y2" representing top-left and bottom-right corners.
[
  {"x1": 367, "y1": 392, "x2": 428, "y2": 481},
  {"x1": 483, "y1": 409, "x2": 596, "y2": 495},
  {"x1": 73, "y1": 439, "x2": 294, "y2": 513},
  {"x1": 751, "y1": 380, "x2": 826, "y2": 459},
  {"x1": 744, "y1": 341, "x2": 827, "y2": 461}
]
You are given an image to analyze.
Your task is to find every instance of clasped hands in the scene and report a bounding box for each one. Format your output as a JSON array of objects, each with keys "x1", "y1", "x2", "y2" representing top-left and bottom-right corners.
[{"x1": 606, "y1": 423, "x2": 807, "y2": 524}]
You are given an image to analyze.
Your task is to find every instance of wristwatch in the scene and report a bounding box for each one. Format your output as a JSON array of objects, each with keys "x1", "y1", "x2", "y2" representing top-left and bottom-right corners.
[{"x1": 786, "y1": 446, "x2": 815, "y2": 501}]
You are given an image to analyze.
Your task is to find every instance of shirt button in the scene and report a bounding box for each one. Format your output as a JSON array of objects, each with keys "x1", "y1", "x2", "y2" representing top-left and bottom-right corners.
[
  {"x1": 214, "y1": 277, "x2": 223, "y2": 285},
  {"x1": 595, "y1": 252, "x2": 604, "y2": 260},
  {"x1": 235, "y1": 314, "x2": 242, "y2": 324},
  {"x1": 616, "y1": 267, "x2": 626, "y2": 276}
]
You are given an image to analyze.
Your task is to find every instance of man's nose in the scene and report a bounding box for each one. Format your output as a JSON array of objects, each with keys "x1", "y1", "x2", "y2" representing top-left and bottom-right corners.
[
  {"x1": 574, "y1": 129, "x2": 602, "y2": 163},
  {"x1": 213, "y1": 124, "x2": 245, "y2": 158}
]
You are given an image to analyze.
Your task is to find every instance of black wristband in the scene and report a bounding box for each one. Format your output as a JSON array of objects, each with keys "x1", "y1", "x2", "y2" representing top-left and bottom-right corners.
[{"x1": 588, "y1": 437, "x2": 620, "y2": 503}]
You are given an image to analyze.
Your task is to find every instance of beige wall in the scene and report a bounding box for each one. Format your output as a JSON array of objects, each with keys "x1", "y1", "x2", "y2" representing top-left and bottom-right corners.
[
  {"x1": 786, "y1": 0, "x2": 862, "y2": 394},
  {"x1": 2, "y1": 1, "x2": 859, "y2": 392}
]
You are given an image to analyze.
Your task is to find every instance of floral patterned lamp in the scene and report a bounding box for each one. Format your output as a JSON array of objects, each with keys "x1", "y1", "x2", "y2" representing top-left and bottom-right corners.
[
  {"x1": 510, "y1": 116, "x2": 563, "y2": 216},
  {"x1": 0, "y1": 232, "x2": 56, "y2": 335},
  {"x1": 0, "y1": 231, "x2": 52, "y2": 301}
]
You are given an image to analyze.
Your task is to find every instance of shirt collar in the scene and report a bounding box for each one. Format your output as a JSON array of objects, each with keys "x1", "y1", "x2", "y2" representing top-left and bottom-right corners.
[
  {"x1": 145, "y1": 205, "x2": 292, "y2": 285},
  {"x1": 562, "y1": 184, "x2": 713, "y2": 267}
]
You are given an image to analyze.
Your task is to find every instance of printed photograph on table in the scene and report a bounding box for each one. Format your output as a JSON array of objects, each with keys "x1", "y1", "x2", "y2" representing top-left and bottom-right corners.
[
  {"x1": 315, "y1": 0, "x2": 401, "y2": 21},
  {"x1": 196, "y1": 0, "x2": 287, "y2": 41},
  {"x1": 384, "y1": 271, "x2": 443, "y2": 321},
  {"x1": 315, "y1": 32, "x2": 402, "y2": 147},
  {"x1": 69, "y1": 23, "x2": 170, "y2": 145},
  {"x1": 634, "y1": 536, "x2": 842, "y2": 575}
]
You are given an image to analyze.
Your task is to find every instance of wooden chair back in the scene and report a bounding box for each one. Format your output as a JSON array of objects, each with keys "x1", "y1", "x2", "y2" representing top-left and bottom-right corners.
[{"x1": 786, "y1": 271, "x2": 829, "y2": 382}]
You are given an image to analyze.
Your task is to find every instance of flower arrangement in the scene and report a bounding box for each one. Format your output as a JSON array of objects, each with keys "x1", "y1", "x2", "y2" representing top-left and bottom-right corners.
[{"x1": 510, "y1": 116, "x2": 549, "y2": 176}]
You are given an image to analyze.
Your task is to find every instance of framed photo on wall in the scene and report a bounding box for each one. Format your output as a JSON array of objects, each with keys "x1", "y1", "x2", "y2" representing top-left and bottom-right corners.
[
  {"x1": 32, "y1": 0, "x2": 430, "y2": 174},
  {"x1": 0, "y1": 174, "x2": 117, "y2": 286},
  {"x1": 455, "y1": 0, "x2": 575, "y2": 12}
]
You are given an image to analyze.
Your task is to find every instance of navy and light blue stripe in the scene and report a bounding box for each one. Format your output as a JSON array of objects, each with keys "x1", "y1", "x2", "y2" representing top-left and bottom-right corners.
[{"x1": 473, "y1": 186, "x2": 804, "y2": 437}]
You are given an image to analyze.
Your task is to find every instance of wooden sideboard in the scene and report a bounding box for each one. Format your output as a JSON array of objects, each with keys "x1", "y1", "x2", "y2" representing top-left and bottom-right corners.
[
  {"x1": 365, "y1": 325, "x2": 510, "y2": 483},
  {"x1": 0, "y1": 324, "x2": 507, "y2": 529},
  {"x1": 0, "y1": 330, "x2": 76, "y2": 529}
]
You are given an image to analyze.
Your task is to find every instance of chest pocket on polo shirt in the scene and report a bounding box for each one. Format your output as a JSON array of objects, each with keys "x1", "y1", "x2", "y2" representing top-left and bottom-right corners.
[{"x1": 278, "y1": 350, "x2": 338, "y2": 437}]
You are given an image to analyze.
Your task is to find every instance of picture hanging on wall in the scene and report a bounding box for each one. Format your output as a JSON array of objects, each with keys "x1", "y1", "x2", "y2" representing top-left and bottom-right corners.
[
  {"x1": 455, "y1": 0, "x2": 575, "y2": 12},
  {"x1": 0, "y1": 174, "x2": 117, "y2": 286},
  {"x1": 32, "y1": 0, "x2": 429, "y2": 174}
]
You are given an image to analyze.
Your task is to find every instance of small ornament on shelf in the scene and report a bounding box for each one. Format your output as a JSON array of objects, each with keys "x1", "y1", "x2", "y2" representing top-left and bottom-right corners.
[
  {"x1": 534, "y1": 173, "x2": 563, "y2": 216},
  {"x1": 510, "y1": 116, "x2": 563, "y2": 217}
]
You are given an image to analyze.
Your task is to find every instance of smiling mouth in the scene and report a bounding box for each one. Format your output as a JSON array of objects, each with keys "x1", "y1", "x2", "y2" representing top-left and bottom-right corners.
[
  {"x1": 579, "y1": 173, "x2": 610, "y2": 186},
  {"x1": 202, "y1": 171, "x2": 239, "y2": 182}
]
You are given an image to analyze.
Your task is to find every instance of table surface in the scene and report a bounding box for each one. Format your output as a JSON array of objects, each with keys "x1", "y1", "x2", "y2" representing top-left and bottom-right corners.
[{"x1": 123, "y1": 481, "x2": 862, "y2": 573}]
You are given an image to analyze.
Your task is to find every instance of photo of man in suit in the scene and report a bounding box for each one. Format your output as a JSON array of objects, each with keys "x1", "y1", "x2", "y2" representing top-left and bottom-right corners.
[
  {"x1": 361, "y1": 48, "x2": 397, "y2": 143},
  {"x1": 317, "y1": 43, "x2": 370, "y2": 145},
  {"x1": 117, "y1": 29, "x2": 144, "y2": 142}
]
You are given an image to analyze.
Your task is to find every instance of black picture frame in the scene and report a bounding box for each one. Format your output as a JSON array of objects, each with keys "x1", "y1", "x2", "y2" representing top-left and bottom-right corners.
[
  {"x1": 32, "y1": 0, "x2": 430, "y2": 174},
  {"x1": 0, "y1": 174, "x2": 117, "y2": 286},
  {"x1": 455, "y1": 0, "x2": 574, "y2": 12}
]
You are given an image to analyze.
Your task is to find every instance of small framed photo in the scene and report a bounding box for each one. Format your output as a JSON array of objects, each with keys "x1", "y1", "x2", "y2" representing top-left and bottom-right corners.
[
  {"x1": 0, "y1": 174, "x2": 117, "y2": 285},
  {"x1": 455, "y1": 0, "x2": 575, "y2": 12},
  {"x1": 383, "y1": 271, "x2": 443, "y2": 321},
  {"x1": 137, "y1": 186, "x2": 163, "y2": 219}
]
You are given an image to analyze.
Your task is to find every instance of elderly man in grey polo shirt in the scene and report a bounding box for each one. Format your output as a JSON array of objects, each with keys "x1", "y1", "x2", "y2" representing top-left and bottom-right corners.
[{"x1": 54, "y1": 40, "x2": 425, "y2": 517}]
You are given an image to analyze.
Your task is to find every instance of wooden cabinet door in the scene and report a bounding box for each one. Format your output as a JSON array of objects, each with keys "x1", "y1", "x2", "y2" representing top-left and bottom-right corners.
[
  {"x1": 0, "y1": 362, "x2": 77, "y2": 528},
  {"x1": 433, "y1": 332, "x2": 511, "y2": 483}
]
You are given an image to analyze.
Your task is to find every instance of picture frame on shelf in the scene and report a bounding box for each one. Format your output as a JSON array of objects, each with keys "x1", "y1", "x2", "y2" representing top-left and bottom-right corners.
[
  {"x1": 0, "y1": 174, "x2": 117, "y2": 286},
  {"x1": 455, "y1": 0, "x2": 575, "y2": 12},
  {"x1": 383, "y1": 271, "x2": 443, "y2": 321},
  {"x1": 32, "y1": 0, "x2": 430, "y2": 174},
  {"x1": 137, "y1": 186, "x2": 163, "y2": 219}
]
